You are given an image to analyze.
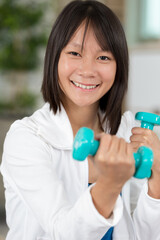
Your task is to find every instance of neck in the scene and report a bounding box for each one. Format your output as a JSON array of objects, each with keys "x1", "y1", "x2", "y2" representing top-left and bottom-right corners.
[{"x1": 62, "y1": 101, "x2": 102, "y2": 136}]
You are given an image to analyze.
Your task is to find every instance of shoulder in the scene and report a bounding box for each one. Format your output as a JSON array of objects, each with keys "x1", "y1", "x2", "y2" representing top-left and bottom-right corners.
[
  {"x1": 116, "y1": 111, "x2": 139, "y2": 142},
  {"x1": 4, "y1": 102, "x2": 74, "y2": 155},
  {"x1": 3, "y1": 104, "x2": 52, "y2": 158}
]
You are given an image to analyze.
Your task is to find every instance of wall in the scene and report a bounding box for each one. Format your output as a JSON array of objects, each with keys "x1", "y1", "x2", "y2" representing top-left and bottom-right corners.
[
  {"x1": 124, "y1": 0, "x2": 160, "y2": 137},
  {"x1": 126, "y1": 49, "x2": 160, "y2": 113},
  {"x1": 125, "y1": 48, "x2": 160, "y2": 138}
]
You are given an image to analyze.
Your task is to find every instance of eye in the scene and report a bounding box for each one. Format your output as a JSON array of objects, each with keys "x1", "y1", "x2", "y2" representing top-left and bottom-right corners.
[
  {"x1": 68, "y1": 51, "x2": 81, "y2": 57},
  {"x1": 98, "y1": 56, "x2": 109, "y2": 61}
]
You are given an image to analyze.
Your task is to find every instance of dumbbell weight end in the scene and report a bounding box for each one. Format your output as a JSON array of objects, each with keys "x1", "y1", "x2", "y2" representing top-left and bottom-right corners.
[
  {"x1": 133, "y1": 146, "x2": 153, "y2": 179},
  {"x1": 72, "y1": 127, "x2": 99, "y2": 161},
  {"x1": 135, "y1": 112, "x2": 160, "y2": 130}
]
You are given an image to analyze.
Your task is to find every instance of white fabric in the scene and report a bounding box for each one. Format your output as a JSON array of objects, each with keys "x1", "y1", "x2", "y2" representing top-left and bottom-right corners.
[{"x1": 0, "y1": 103, "x2": 160, "y2": 240}]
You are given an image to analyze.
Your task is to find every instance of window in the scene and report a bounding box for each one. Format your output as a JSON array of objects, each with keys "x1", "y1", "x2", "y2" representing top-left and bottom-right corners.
[
  {"x1": 125, "y1": 0, "x2": 160, "y2": 45},
  {"x1": 140, "y1": 0, "x2": 160, "y2": 39}
]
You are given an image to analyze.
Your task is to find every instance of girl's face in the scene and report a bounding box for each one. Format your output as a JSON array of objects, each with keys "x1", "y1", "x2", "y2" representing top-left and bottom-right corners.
[{"x1": 58, "y1": 22, "x2": 117, "y2": 109}]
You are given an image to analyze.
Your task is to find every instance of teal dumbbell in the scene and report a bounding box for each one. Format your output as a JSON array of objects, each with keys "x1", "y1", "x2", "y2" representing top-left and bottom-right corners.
[
  {"x1": 72, "y1": 127, "x2": 153, "y2": 179},
  {"x1": 135, "y1": 112, "x2": 160, "y2": 130},
  {"x1": 134, "y1": 112, "x2": 160, "y2": 177}
]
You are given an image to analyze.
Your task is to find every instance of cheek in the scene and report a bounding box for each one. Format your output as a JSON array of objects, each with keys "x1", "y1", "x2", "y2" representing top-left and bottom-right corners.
[
  {"x1": 102, "y1": 65, "x2": 116, "y2": 85},
  {"x1": 61, "y1": 61, "x2": 70, "y2": 74},
  {"x1": 58, "y1": 55, "x2": 76, "y2": 78},
  {"x1": 58, "y1": 60, "x2": 75, "y2": 93},
  {"x1": 58, "y1": 62, "x2": 69, "y2": 89},
  {"x1": 58, "y1": 60, "x2": 67, "y2": 79}
]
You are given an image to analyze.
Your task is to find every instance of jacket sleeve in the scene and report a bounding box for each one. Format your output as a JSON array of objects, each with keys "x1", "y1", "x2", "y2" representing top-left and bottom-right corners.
[
  {"x1": 132, "y1": 180, "x2": 160, "y2": 240},
  {"x1": 1, "y1": 123, "x2": 123, "y2": 240},
  {"x1": 118, "y1": 111, "x2": 160, "y2": 240}
]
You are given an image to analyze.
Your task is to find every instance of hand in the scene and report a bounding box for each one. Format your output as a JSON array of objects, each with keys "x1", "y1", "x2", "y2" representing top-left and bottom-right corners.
[
  {"x1": 93, "y1": 133, "x2": 135, "y2": 190},
  {"x1": 90, "y1": 133, "x2": 135, "y2": 218},
  {"x1": 130, "y1": 127, "x2": 160, "y2": 177}
]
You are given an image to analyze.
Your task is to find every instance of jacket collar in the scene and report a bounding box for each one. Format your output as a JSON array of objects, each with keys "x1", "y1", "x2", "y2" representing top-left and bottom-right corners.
[
  {"x1": 30, "y1": 103, "x2": 109, "y2": 150},
  {"x1": 32, "y1": 103, "x2": 74, "y2": 150}
]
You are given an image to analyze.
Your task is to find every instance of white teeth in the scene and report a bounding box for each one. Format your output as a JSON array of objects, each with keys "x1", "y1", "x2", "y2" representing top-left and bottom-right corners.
[{"x1": 72, "y1": 81, "x2": 98, "y2": 89}]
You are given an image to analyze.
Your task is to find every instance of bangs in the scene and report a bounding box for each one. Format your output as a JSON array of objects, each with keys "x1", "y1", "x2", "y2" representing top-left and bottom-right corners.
[
  {"x1": 80, "y1": 18, "x2": 111, "y2": 54},
  {"x1": 79, "y1": 17, "x2": 116, "y2": 60},
  {"x1": 91, "y1": 19, "x2": 113, "y2": 53},
  {"x1": 60, "y1": 3, "x2": 114, "y2": 55}
]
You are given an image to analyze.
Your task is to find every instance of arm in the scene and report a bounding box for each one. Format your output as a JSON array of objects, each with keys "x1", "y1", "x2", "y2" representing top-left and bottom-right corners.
[
  {"x1": 130, "y1": 127, "x2": 160, "y2": 198},
  {"x1": 116, "y1": 110, "x2": 160, "y2": 239},
  {"x1": 132, "y1": 179, "x2": 160, "y2": 240},
  {"x1": 90, "y1": 133, "x2": 135, "y2": 219},
  {"x1": 130, "y1": 127, "x2": 160, "y2": 239},
  {"x1": 1, "y1": 125, "x2": 122, "y2": 240}
]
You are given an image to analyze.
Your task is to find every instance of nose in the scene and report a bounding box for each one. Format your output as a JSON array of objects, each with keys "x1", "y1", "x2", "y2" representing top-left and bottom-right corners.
[{"x1": 78, "y1": 57, "x2": 96, "y2": 78}]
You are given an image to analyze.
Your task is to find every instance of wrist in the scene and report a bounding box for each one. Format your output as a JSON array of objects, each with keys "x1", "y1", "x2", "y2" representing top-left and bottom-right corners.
[
  {"x1": 97, "y1": 175, "x2": 123, "y2": 194},
  {"x1": 148, "y1": 174, "x2": 160, "y2": 199},
  {"x1": 90, "y1": 176, "x2": 121, "y2": 219}
]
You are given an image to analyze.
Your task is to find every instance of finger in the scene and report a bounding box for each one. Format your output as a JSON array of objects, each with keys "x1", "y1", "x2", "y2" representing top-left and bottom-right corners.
[
  {"x1": 119, "y1": 138, "x2": 127, "y2": 154},
  {"x1": 127, "y1": 143, "x2": 134, "y2": 156},
  {"x1": 130, "y1": 142, "x2": 141, "y2": 153},
  {"x1": 109, "y1": 136, "x2": 120, "y2": 152},
  {"x1": 132, "y1": 127, "x2": 152, "y2": 136},
  {"x1": 119, "y1": 139, "x2": 134, "y2": 164},
  {"x1": 131, "y1": 132, "x2": 155, "y2": 148},
  {"x1": 131, "y1": 127, "x2": 143, "y2": 134},
  {"x1": 127, "y1": 144, "x2": 135, "y2": 174},
  {"x1": 97, "y1": 133, "x2": 112, "y2": 154},
  {"x1": 94, "y1": 134, "x2": 112, "y2": 165},
  {"x1": 130, "y1": 134, "x2": 148, "y2": 144},
  {"x1": 94, "y1": 132, "x2": 105, "y2": 141}
]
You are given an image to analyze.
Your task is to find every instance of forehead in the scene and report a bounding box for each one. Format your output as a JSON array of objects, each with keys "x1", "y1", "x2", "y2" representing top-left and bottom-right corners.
[{"x1": 67, "y1": 22, "x2": 102, "y2": 50}]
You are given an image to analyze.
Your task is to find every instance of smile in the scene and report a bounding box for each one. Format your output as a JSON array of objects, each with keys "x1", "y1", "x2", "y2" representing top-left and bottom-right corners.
[{"x1": 71, "y1": 81, "x2": 99, "y2": 90}]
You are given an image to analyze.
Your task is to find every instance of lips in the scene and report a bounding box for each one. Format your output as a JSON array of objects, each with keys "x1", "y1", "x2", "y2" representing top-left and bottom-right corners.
[{"x1": 71, "y1": 81, "x2": 100, "y2": 90}]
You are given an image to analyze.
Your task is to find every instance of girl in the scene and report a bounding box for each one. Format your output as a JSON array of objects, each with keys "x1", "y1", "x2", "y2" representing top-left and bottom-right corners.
[{"x1": 1, "y1": 1, "x2": 160, "y2": 239}]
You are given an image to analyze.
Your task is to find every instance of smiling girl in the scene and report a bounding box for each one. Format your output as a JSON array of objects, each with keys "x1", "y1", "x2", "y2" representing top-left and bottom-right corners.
[
  {"x1": 57, "y1": 21, "x2": 117, "y2": 137},
  {"x1": 1, "y1": 1, "x2": 160, "y2": 240}
]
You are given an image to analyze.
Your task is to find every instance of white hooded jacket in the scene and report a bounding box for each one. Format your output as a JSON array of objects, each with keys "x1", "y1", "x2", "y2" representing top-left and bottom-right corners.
[{"x1": 1, "y1": 103, "x2": 160, "y2": 240}]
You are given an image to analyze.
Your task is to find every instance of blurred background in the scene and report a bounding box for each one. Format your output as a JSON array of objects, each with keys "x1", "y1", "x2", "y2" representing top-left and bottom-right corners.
[{"x1": 0, "y1": 0, "x2": 160, "y2": 238}]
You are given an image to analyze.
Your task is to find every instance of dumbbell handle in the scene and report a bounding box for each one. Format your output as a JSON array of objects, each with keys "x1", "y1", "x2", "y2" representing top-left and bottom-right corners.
[{"x1": 83, "y1": 137, "x2": 150, "y2": 168}]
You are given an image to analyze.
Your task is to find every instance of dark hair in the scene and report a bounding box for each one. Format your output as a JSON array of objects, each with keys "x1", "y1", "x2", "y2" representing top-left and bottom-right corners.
[{"x1": 41, "y1": 0, "x2": 129, "y2": 135}]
